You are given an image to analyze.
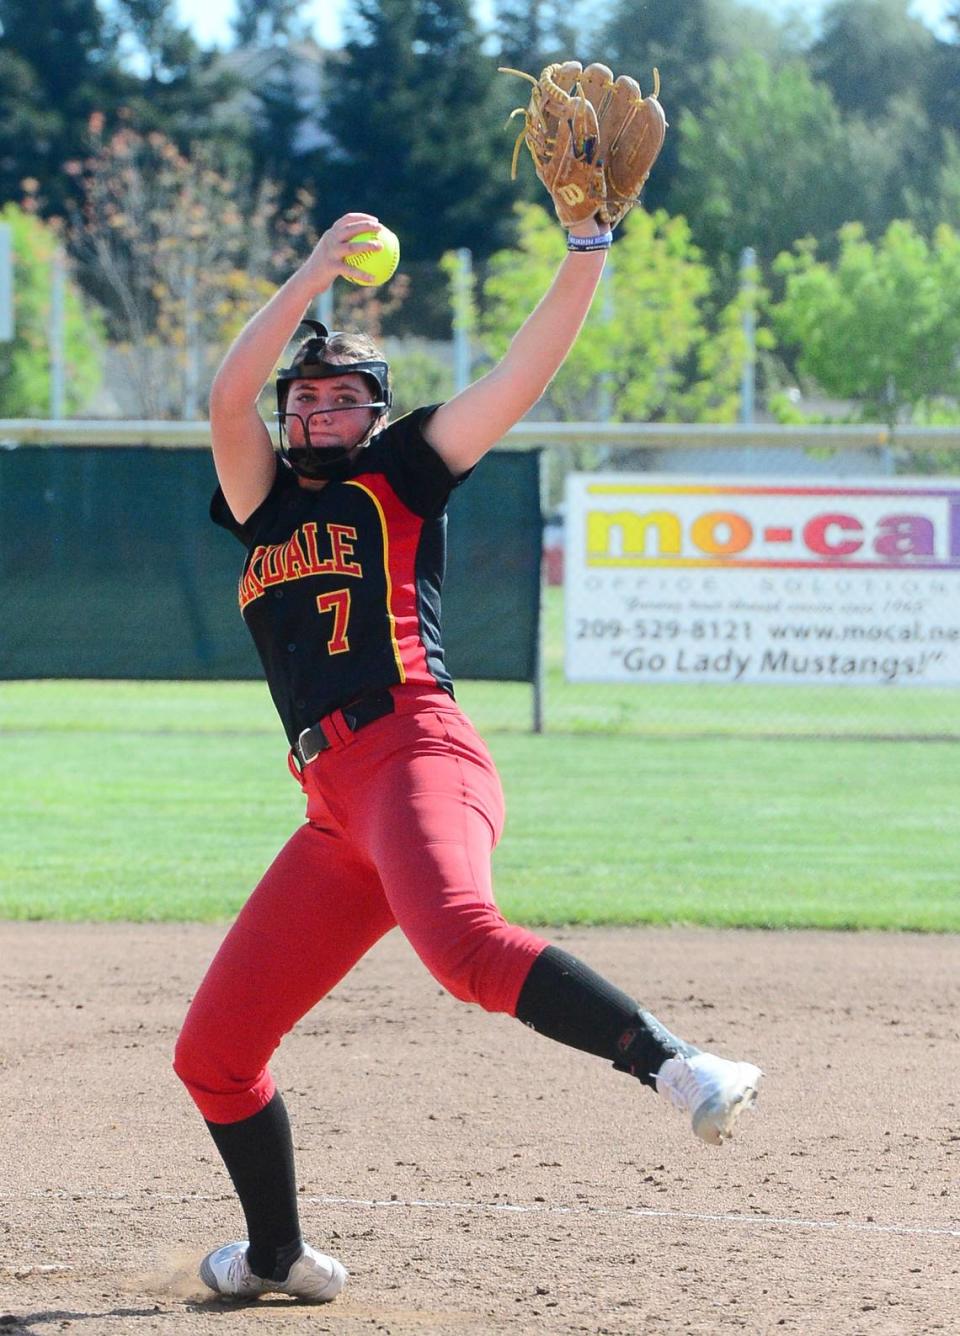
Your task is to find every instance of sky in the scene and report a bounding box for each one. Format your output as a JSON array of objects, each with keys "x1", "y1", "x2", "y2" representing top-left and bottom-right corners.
[{"x1": 175, "y1": 0, "x2": 956, "y2": 51}]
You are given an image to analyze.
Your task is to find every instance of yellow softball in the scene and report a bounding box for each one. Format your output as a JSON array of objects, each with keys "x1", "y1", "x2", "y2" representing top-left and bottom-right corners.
[{"x1": 344, "y1": 226, "x2": 401, "y2": 287}]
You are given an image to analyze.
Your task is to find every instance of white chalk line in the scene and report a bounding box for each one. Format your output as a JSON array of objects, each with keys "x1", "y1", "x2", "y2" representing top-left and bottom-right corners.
[
  {"x1": 4, "y1": 1188, "x2": 959, "y2": 1241},
  {"x1": 315, "y1": 1195, "x2": 960, "y2": 1240}
]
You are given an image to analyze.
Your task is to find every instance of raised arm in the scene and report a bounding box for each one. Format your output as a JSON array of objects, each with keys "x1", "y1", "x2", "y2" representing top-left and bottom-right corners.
[
  {"x1": 423, "y1": 219, "x2": 608, "y2": 476},
  {"x1": 208, "y1": 213, "x2": 383, "y2": 523}
]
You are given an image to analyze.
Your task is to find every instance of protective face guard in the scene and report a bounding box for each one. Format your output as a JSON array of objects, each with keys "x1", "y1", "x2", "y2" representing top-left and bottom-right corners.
[{"x1": 275, "y1": 320, "x2": 392, "y2": 480}]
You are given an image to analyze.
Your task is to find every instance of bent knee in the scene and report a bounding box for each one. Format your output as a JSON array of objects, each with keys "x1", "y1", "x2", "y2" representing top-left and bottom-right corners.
[
  {"x1": 172, "y1": 1019, "x2": 214, "y2": 1096},
  {"x1": 414, "y1": 917, "x2": 545, "y2": 1015},
  {"x1": 173, "y1": 1019, "x2": 274, "y2": 1123}
]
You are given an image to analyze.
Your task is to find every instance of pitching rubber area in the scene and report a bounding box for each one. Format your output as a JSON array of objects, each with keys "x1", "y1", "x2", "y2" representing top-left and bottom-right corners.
[{"x1": 0, "y1": 922, "x2": 957, "y2": 1334}]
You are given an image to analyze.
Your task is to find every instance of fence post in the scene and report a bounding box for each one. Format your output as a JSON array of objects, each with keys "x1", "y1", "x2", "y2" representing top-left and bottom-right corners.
[
  {"x1": 315, "y1": 286, "x2": 334, "y2": 328},
  {"x1": 533, "y1": 448, "x2": 546, "y2": 733},
  {"x1": 183, "y1": 249, "x2": 200, "y2": 419},
  {"x1": 740, "y1": 246, "x2": 757, "y2": 425},
  {"x1": 50, "y1": 247, "x2": 66, "y2": 418},
  {"x1": 0, "y1": 223, "x2": 12, "y2": 342},
  {"x1": 452, "y1": 247, "x2": 473, "y2": 393}
]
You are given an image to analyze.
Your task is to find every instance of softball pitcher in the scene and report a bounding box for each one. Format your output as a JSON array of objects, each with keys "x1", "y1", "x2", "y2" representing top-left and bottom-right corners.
[{"x1": 174, "y1": 66, "x2": 761, "y2": 1303}]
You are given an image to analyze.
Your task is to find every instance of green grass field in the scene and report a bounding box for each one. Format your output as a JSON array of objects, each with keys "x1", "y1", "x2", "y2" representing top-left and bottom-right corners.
[{"x1": 2, "y1": 643, "x2": 958, "y2": 929}]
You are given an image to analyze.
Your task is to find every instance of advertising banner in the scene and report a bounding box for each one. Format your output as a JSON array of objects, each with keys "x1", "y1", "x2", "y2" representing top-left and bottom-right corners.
[{"x1": 564, "y1": 475, "x2": 960, "y2": 686}]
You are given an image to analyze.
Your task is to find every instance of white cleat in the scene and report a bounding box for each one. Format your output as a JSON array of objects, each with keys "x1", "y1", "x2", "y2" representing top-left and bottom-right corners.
[
  {"x1": 199, "y1": 1239, "x2": 347, "y2": 1302},
  {"x1": 656, "y1": 1051, "x2": 763, "y2": 1146}
]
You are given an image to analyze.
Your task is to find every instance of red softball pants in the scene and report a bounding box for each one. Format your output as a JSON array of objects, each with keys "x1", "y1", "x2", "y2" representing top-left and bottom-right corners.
[{"x1": 174, "y1": 689, "x2": 549, "y2": 1124}]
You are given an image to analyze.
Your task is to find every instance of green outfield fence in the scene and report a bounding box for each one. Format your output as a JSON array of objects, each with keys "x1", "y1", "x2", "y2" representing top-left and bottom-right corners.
[
  {"x1": 0, "y1": 421, "x2": 543, "y2": 710},
  {"x1": 3, "y1": 419, "x2": 960, "y2": 738}
]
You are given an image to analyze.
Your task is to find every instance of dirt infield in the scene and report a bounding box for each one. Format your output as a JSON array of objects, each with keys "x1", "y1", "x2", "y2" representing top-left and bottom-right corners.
[{"x1": 0, "y1": 923, "x2": 957, "y2": 1335}]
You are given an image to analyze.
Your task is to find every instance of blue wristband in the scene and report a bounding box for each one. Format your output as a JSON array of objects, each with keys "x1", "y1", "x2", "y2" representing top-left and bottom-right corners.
[{"x1": 567, "y1": 230, "x2": 614, "y2": 252}]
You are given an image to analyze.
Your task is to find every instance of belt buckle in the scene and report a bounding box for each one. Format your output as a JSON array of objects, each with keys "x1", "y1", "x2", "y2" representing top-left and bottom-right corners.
[{"x1": 297, "y1": 724, "x2": 325, "y2": 766}]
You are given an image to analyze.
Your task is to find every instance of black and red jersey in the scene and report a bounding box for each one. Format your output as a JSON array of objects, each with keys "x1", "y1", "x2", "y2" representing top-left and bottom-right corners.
[{"x1": 211, "y1": 405, "x2": 467, "y2": 746}]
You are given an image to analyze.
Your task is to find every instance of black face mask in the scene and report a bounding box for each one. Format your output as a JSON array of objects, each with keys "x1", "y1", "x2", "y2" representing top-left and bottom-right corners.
[
  {"x1": 277, "y1": 405, "x2": 387, "y2": 479},
  {"x1": 275, "y1": 321, "x2": 392, "y2": 480}
]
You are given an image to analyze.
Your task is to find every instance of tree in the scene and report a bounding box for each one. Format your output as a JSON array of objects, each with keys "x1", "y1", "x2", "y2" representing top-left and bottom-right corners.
[
  {"x1": 809, "y1": 1, "x2": 945, "y2": 216},
  {"x1": 771, "y1": 220, "x2": 960, "y2": 426},
  {"x1": 0, "y1": 51, "x2": 60, "y2": 206},
  {"x1": 707, "y1": 0, "x2": 813, "y2": 58},
  {"x1": 110, "y1": 0, "x2": 199, "y2": 83},
  {"x1": 106, "y1": 1, "x2": 244, "y2": 158},
  {"x1": 0, "y1": 0, "x2": 112, "y2": 100},
  {"x1": 321, "y1": 0, "x2": 516, "y2": 261},
  {"x1": 65, "y1": 126, "x2": 317, "y2": 417},
  {"x1": 242, "y1": 51, "x2": 321, "y2": 198},
  {"x1": 673, "y1": 51, "x2": 895, "y2": 283},
  {"x1": 0, "y1": 0, "x2": 242, "y2": 215},
  {"x1": 228, "y1": 0, "x2": 318, "y2": 199},
  {"x1": 924, "y1": 12, "x2": 960, "y2": 163},
  {"x1": 220, "y1": 11, "x2": 327, "y2": 204},
  {"x1": 905, "y1": 130, "x2": 960, "y2": 232},
  {"x1": 0, "y1": 0, "x2": 124, "y2": 212},
  {"x1": 0, "y1": 203, "x2": 102, "y2": 415},
  {"x1": 232, "y1": 0, "x2": 312, "y2": 46},
  {"x1": 598, "y1": 0, "x2": 715, "y2": 212},
  {"x1": 810, "y1": 0, "x2": 936, "y2": 121},
  {"x1": 493, "y1": 0, "x2": 587, "y2": 72},
  {"x1": 478, "y1": 202, "x2": 765, "y2": 423}
]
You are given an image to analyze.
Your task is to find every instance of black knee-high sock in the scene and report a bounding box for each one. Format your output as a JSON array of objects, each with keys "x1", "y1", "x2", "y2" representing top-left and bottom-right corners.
[
  {"x1": 205, "y1": 1092, "x2": 303, "y2": 1281},
  {"x1": 514, "y1": 946, "x2": 697, "y2": 1089}
]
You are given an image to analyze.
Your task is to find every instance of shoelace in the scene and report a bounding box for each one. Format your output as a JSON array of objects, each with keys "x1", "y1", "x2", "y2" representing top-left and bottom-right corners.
[{"x1": 227, "y1": 1250, "x2": 260, "y2": 1294}]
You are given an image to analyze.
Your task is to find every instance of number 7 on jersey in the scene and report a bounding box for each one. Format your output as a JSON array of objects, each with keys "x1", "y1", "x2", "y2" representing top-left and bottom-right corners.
[{"x1": 316, "y1": 590, "x2": 351, "y2": 654}]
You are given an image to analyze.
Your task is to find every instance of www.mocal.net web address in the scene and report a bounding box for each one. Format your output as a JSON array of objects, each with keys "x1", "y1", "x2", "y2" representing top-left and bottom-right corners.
[{"x1": 766, "y1": 622, "x2": 960, "y2": 643}]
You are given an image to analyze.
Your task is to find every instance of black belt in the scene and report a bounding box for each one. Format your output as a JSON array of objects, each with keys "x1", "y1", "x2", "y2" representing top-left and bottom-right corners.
[{"x1": 296, "y1": 690, "x2": 396, "y2": 765}]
